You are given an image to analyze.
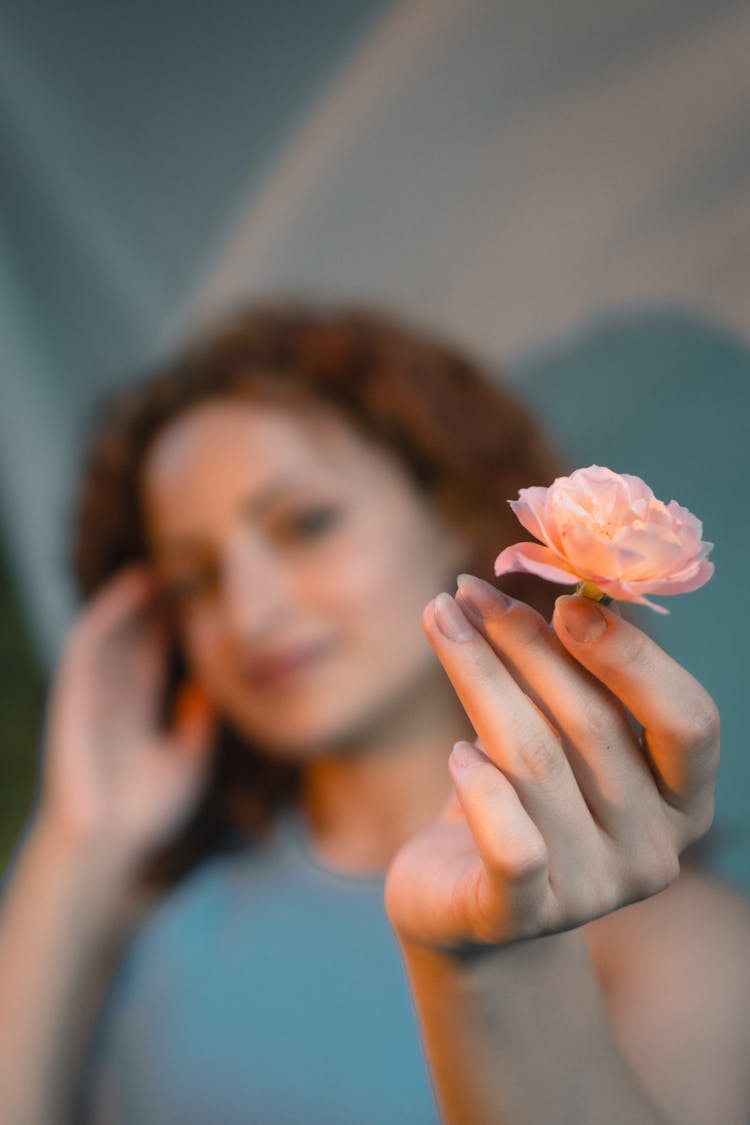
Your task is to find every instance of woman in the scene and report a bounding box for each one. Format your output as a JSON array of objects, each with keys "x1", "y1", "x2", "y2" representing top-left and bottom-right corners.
[{"x1": 0, "y1": 301, "x2": 748, "y2": 1124}]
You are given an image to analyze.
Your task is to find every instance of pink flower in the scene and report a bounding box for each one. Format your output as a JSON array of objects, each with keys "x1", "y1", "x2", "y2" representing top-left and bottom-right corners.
[{"x1": 494, "y1": 465, "x2": 714, "y2": 614}]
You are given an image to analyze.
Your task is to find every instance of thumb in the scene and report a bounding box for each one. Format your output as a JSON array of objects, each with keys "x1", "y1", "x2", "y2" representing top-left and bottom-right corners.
[
  {"x1": 437, "y1": 740, "x2": 491, "y2": 826},
  {"x1": 553, "y1": 592, "x2": 621, "y2": 639},
  {"x1": 437, "y1": 782, "x2": 465, "y2": 825}
]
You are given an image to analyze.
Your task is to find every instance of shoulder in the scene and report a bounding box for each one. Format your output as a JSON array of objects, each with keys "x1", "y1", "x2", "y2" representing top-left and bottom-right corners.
[{"x1": 586, "y1": 866, "x2": 750, "y2": 1125}]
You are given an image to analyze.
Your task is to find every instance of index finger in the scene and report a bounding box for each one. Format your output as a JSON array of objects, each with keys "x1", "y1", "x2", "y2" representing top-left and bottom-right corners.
[
  {"x1": 552, "y1": 595, "x2": 719, "y2": 827},
  {"x1": 67, "y1": 565, "x2": 164, "y2": 651}
]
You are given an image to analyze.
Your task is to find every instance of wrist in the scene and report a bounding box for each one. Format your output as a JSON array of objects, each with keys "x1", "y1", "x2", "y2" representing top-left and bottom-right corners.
[
  {"x1": 398, "y1": 926, "x2": 588, "y2": 999},
  {"x1": 28, "y1": 814, "x2": 139, "y2": 899}
]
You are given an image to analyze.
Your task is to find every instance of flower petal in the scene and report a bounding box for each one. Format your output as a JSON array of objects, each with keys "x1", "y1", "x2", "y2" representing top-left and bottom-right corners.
[
  {"x1": 501, "y1": 465, "x2": 714, "y2": 612},
  {"x1": 612, "y1": 527, "x2": 691, "y2": 580},
  {"x1": 509, "y1": 487, "x2": 561, "y2": 551},
  {"x1": 558, "y1": 522, "x2": 645, "y2": 580},
  {"x1": 620, "y1": 473, "x2": 655, "y2": 507},
  {"x1": 494, "y1": 542, "x2": 580, "y2": 585},
  {"x1": 591, "y1": 577, "x2": 672, "y2": 614},
  {"x1": 627, "y1": 558, "x2": 715, "y2": 596}
]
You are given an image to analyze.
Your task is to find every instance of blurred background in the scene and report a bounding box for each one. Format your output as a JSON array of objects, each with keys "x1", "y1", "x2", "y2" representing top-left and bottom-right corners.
[{"x1": 2, "y1": 0, "x2": 749, "y2": 886}]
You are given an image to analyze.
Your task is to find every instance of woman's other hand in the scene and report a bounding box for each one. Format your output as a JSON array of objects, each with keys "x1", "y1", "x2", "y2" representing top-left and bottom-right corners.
[
  {"x1": 36, "y1": 564, "x2": 216, "y2": 873},
  {"x1": 385, "y1": 574, "x2": 719, "y2": 954}
]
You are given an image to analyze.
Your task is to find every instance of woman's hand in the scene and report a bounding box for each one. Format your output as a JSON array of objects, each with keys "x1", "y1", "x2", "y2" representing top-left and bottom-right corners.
[
  {"x1": 36, "y1": 564, "x2": 216, "y2": 872},
  {"x1": 385, "y1": 573, "x2": 720, "y2": 954}
]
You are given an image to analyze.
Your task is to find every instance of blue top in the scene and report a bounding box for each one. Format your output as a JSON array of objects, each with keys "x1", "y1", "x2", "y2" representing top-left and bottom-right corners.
[{"x1": 80, "y1": 809, "x2": 440, "y2": 1124}]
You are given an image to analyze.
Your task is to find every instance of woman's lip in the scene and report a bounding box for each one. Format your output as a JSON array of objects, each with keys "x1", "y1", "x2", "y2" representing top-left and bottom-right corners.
[{"x1": 244, "y1": 643, "x2": 330, "y2": 688}]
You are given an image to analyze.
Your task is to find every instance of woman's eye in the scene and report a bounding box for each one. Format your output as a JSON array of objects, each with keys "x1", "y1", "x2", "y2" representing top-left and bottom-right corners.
[{"x1": 282, "y1": 507, "x2": 341, "y2": 540}]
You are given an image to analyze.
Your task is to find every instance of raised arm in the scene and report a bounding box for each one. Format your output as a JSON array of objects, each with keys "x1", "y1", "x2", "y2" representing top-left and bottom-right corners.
[
  {"x1": 385, "y1": 576, "x2": 743, "y2": 1125},
  {"x1": 0, "y1": 566, "x2": 214, "y2": 1125}
]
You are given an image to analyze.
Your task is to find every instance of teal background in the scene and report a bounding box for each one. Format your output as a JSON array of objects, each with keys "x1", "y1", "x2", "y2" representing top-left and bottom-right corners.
[
  {"x1": 516, "y1": 312, "x2": 750, "y2": 893},
  {"x1": 2, "y1": 2, "x2": 749, "y2": 892}
]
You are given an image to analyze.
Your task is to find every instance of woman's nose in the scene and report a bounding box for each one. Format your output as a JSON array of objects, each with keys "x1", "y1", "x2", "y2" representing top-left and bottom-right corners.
[{"x1": 220, "y1": 531, "x2": 294, "y2": 640}]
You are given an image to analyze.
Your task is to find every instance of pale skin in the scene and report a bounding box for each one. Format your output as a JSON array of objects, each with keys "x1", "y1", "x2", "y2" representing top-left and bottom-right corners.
[
  {"x1": 0, "y1": 395, "x2": 748, "y2": 1124},
  {"x1": 387, "y1": 585, "x2": 750, "y2": 1123}
]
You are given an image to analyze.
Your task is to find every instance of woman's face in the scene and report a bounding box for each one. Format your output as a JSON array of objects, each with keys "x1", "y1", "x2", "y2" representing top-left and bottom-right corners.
[{"x1": 141, "y1": 394, "x2": 472, "y2": 759}]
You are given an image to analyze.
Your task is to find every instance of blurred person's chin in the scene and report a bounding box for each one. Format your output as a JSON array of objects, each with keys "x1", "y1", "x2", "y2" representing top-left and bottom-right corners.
[{"x1": 226, "y1": 648, "x2": 445, "y2": 763}]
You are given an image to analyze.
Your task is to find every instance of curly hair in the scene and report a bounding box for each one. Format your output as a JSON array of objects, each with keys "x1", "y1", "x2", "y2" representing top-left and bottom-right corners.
[{"x1": 69, "y1": 299, "x2": 567, "y2": 890}]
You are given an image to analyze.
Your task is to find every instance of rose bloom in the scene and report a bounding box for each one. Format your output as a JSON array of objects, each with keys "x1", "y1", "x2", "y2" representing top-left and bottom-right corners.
[{"x1": 494, "y1": 465, "x2": 714, "y2": 614}]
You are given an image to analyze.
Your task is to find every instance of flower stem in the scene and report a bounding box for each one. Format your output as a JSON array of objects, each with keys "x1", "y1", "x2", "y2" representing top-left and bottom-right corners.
[{"x1": 575, "y1": 580, "x2": 613, "y2": 606}]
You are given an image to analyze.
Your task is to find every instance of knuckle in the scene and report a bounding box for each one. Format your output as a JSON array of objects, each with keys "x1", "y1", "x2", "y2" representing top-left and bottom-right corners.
[
  {"x1": 466, "y1": 773, "x2": 509, "y2": 812},
  {"x1": 631, "y1": 847, "x2": 681, "y2": 899},
  {"x1": 507, "y1": 605, "x2": 549, "y2": 648},
  {"x1": 464, "y1": 650, "x2": 499, "y2": 691},
  {"x1": 659, "y1": 849, "x2": 682, "y2": 890},
  {"x1": 494, "y1": 838, "x2": 549, "y2": 884},
  {"x1": 578, "y1": 694, "x2": 618, "y2": 739},
  {"x1": 667, "y1": 696, "x2": 721, "y2": 777},
  {"x1": 597, "y1": 879, "x2": 625, "y2": 918},
  {"x1": 696, "y1": 791, "x2": 716, "y2": 836},
  {"x1": 617, "y1": 630, "x2": 649, "y2": 670},
  {"x1": 515, "y1": 730, "x2": 564, "y2": 786},
  {"x1": 569, "y1": 859, "x2": 622, "y2": 920},
  {"x1": 682, "y1": 696, "x2": 721, "y2": 751},
  {"x1": 683, "y1": 791, "x2": 716, "y2": 844}
]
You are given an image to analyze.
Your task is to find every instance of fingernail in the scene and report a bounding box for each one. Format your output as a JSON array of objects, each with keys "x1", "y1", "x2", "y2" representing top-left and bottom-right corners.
[
  {"x1": 455, "y1": 573, "x2": 512, "y2": 618},
  {"x1": 557, "y1": 595, "x2": 607, "y2": 642},
  {"x1": 450, "y1": 740, "x2": 485, "y2": 767},
  {"x1": 433, "y1": 592, "x2": 475, "y2": 642}
]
